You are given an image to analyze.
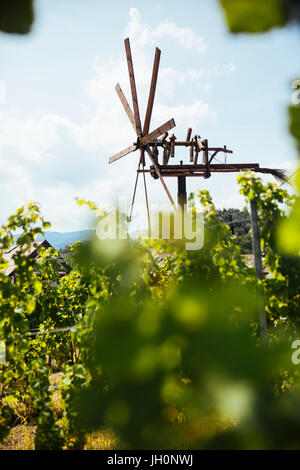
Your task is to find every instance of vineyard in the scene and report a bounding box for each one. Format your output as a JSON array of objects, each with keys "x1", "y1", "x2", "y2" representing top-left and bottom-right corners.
[{"x1": 0, "y1": 172, "x2": 300, "y2": 449}]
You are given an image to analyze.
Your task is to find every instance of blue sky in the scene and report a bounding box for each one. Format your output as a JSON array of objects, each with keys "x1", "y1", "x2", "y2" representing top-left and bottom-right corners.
[{"x1": 0, "y1": 0, "x2": 299, "y2": 231}]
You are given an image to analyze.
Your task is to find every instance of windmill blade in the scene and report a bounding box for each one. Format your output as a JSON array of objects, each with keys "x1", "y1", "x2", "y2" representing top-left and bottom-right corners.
[
  {"x1": 124, "y1": 38, "x2": 142, "y2": 137},
  {"x1": 108, "y1": 144, "x2": 137, "y2": 164},
  {"x1": 140, "y1": 119, "x2": 175, "y2": 146},
  {"x1": 115, "y1": 83, "x2": 137, "y2": 134},
  {"x1": 143, "y1": 47, "x2": 161, "y2": 136}
]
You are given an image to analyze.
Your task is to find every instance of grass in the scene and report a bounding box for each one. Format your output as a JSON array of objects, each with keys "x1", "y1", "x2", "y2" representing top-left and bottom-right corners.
[
  {"x1": 0, "y1": 425, "x2": 118, "y2": 450},
  {"x1": 0, "y1": 425, "x2": 35, "y2": 450},
  {"x1": 0, "y1": 372, "x2": 119, "y2": 450},
  {"x1": 0, "y1": 372, "x2": 232, "y2": 450}
]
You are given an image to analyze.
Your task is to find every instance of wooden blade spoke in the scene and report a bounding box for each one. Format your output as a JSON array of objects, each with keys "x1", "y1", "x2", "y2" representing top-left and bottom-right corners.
[
  {"x1": 140, "y1": 119, "x2": 175, "y2": 146},
  {"x1": 124, "y1": 38, "x2": 142, "y2": 137},
  {"x1": 143, "y1": 47, "x2": 161, "y2": 136},
  {"x1": 108, "y1": 144, "x2": 137, "y2": 164},
  {"x1": 115, "y1": 83, "x2": 137, "y2": 134},
  {"x1": 196, "y1": 135, "x2": 202, "y2": 151},
  {"x1": 145, "y1": 146, "x2": 176, "y2": 210}
]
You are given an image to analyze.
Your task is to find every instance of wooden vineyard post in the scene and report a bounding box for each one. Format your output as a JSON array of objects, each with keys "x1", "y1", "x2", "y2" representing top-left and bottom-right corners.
[
  {"x1": 177, "y1": 175, "x2": 187, "y2": 211},
  {"x1": 177, "y1": 174, "x2": 187, "y2": 238},
  {"x1": 250, "y1": 200, "x2": 268, "y2": 344},
  {"x1": 202, "y1": 139, "x2": 210, "y2": 179}
]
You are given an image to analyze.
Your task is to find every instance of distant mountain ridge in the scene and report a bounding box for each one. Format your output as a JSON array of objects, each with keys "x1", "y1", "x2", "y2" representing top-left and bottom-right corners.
[{"x1": 38, "y1": 230, "x2": 94, "y2": 250}]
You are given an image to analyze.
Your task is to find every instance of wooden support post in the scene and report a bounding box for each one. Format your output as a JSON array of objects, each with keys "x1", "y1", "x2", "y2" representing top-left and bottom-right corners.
[
  {"x1": 170, "y1": 134, "x2": 176, "y2": 158},
  {"x1": 190, "y1": 141, "x2": 194, "y2": 162},
  {"x1": 193, "y1": 137, "x2": 199, "y2": 164},
  {"x1": 194, "y1": 135, "x2": 202, "y2": 165},
  {"x1": 163, "y1": 144, "x2": 168, "y2": 165},
  {"x1": 177, "y1": 175, "x2": 187, "y2": 211},
  {"x1": 186, "y1": 127, "x2": 192, "y2": 143},
  {"x1": 153, "y1": 142, "x2": 159, "y2": 162},
  {"x1": 140, "y1": 148, "x2": 145, "y2": 166},
  {"x1": 203, "y1": 139, "x2": 210, "y2": 179},
  {"x1": 203, "y1": 139, "x2": 208, "y2": 165},
  {"x1": 250, "y1": 201, "x2": 263, "y2": 279},
  {"x1": 178, "y1": 174, "x2": 187, "y2": 236},
  {"x1": 250, "y1": 200, "x2": 268, "y2": 344}
]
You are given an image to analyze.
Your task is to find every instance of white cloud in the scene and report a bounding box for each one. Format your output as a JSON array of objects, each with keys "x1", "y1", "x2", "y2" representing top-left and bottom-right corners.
[
  {"x1": 154, "y1": 101, "x2": 216, "y2": 130},
  {"x1": 153, "y1": 21, "x2": 208, "y2": 54},
  {"x1": 220, "y1": 193, "x2": 245, "y2": 210},
  {"x1": 126, "y1": 8, "x2": 208, "y2": 54},
  {"x1": 125, "y1": 8, "x2": 152, "y2": 48}
]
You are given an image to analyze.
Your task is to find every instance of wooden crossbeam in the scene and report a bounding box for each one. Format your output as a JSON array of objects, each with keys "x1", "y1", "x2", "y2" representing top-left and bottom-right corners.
[
  {"x1": 140, "y1": 119, "x2": 175, "y2": 146},
  {"x1": 145, "y1": 141, "x2": 233, "y2": 152},
  {"x1": 151, "y1": 163, "x2": 259, "y2": 171}
]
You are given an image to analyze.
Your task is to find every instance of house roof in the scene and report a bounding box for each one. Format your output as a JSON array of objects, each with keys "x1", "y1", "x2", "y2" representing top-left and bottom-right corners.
[{"x1": 2, "y1": 239, "x2": 52, "y2": 276}]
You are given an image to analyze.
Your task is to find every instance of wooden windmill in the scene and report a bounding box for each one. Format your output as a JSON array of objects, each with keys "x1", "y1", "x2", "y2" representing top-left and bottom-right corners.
[{"x1": 108, "y1": 38, "x2": 288, "y2": 219}]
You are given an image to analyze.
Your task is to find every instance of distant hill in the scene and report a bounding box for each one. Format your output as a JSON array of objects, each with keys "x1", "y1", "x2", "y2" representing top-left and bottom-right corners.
[{"x1": 38, "y1": 230, "x2": 94, "y2": 250}]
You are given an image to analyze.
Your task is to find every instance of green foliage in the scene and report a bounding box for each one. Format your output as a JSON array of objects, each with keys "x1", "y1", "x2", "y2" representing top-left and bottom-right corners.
[
  {"x1": 219, "y1": 0, "x2": 297, "y2": 34},
  {"x1": 289, "y1": 106, "x2": 300, "y2": 150},
  {"x1": 238, "y1": 172, "x2": 299, "y2": 324},
  {"x1": 217, "y1": 207, "x2": 252, "y2": 254},
  {"x1": 278, "y1": 107, "x2": 300, "y2": 254},
  {"x1": 59, "y1": 245, "x2": 74, "y2": 267},
  {"x1": 0, "y1": 202, "x2": 84, "y2": 447},
  {"x1": 59, "y1": 183, "x2": 299, "y2": 449},
  {"x1": 33, "y1": 251, "x2": 88, "y2": 367},
  {"x1": 0, "y1": 0, "x2": 34, "y2": 35},
  {"x1": 278, "y1": 195, "x2": 300, "y2": 254},
  {"x1": 60, "y1": 364, "x2": 87, "y2": 449},
  {"x1": 1, "y1": 180, "x2": 300, "y2": 449},
  {"x1": 29, "y1": 359, "x2": 63, "y2": 450},
  {"x1": 56, "y1": 184, "x2": 299, "y2": 449},
  {"x1": 238, "y1": 171, "x2": 295, "y2": 265},
  {"x1": 0, "y1": 203, "x2": 51, "y2": 437}
]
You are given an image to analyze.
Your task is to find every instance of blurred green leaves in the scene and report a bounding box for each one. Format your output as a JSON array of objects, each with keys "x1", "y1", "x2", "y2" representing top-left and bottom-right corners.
[
  {"x1": 0, "y1": 181, "x2": 300, "y2": 449},
  {"x1": 0, "y1": 0, "x2": 34, "y2": 35},
  {"x1": 71, "y1": 236, "x2": 298, "y2": 449},
  {"x1": 219, "y1": 0, "x2": 298, "y2": 34}
]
